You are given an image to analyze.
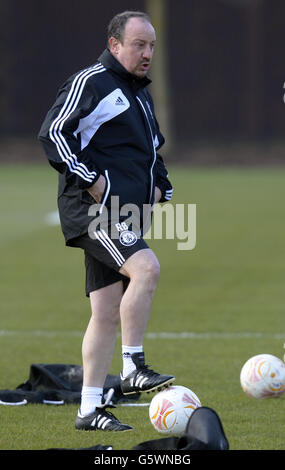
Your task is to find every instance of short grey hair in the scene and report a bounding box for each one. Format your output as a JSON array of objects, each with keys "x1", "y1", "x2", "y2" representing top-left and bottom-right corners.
[{"x1": 107, "y1": 11, "x2": 151, "y2": 46}]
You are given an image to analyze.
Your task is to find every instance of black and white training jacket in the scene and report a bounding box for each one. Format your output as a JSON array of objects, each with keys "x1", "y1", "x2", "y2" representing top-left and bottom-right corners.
[{"x1": 38, "y1": 49, "x2": 173, "y2": 244}]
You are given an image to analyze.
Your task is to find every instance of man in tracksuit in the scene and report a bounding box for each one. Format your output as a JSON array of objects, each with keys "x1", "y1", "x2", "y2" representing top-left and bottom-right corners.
[{"x1": 38, "y1": 11, "x2": 174, "y2": 431}]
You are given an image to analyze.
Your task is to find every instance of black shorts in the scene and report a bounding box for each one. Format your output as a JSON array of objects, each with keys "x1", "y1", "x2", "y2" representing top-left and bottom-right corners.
[{"x1": 70, "y1": 228, "x2": 149, "y2": 296}]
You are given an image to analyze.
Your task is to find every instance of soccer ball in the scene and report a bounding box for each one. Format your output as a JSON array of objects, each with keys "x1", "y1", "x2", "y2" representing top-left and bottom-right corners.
[
  {"x1": 240, "y1": 354, "x2": 285, "y2": 398},
  {"x1": 149, "y1": 385, "x2": 201, "y2": 436}
]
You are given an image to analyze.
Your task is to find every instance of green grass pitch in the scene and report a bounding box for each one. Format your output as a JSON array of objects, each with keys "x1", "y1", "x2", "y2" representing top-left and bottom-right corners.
[{"x1": 0, "y1": 163, "x2": 284, "y2": 450}]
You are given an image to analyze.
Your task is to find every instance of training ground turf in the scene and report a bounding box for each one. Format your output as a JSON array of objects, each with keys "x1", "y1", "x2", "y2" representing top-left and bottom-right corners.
[{"x1": 0, "y1": 163, "x2": 284, "y2": 451}]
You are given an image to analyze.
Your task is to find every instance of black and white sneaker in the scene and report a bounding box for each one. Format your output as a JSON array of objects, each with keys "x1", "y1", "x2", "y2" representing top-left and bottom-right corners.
[
  {"x1": 120, "y1": 352, "x2": 175, "y2": 395},
  {"x1": 75, "y1": 388, "x2": 133, "y2": 432}
]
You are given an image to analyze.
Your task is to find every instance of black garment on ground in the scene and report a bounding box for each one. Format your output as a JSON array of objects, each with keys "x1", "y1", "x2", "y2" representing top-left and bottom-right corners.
[
  {"x1": 132, "y1": 406, "x2": 229, "y2": 450},
  {"x1": 0, "y1": 363, "x2": 140, "y2": 405}
]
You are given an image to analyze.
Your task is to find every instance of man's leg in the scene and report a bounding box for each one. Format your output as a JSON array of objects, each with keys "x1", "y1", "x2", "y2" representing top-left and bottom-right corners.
[
  {"x1": 82, "y1": 280, "x2": 123, "y2": 389},
  {"x1": 119, "y1": 248, "x2": 160, "y2": 346},
  {"x1": 76, "y1": 279, "x2": 133, "y2": 431},
  {"x1": 119, "y1": 248, "x2": 175, "y2": 394}
]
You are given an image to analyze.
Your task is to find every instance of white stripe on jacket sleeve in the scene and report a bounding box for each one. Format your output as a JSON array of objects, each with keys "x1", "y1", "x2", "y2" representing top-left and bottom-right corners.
[{"x1": 49, "y1": 63, "x2": 106, "y2": 183}]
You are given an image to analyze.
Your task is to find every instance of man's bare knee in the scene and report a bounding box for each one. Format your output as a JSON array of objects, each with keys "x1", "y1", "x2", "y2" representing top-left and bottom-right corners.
[{"x1": 120, "y1": 249, "x2": 160, "y2": 285}]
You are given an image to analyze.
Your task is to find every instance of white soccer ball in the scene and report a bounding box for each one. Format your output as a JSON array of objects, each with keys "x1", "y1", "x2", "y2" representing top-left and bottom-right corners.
[
  {"x1": 240, "y1": 354, "x2": 285, "y2": 399},
  {"x1": 149, "y1": 385, "x2": 201, "y2": 436}
]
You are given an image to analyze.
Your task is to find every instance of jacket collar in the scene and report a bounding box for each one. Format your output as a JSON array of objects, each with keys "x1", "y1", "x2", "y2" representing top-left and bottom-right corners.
[{"x1": 98, "y1": 49, "x2": 152, "y2": 90}]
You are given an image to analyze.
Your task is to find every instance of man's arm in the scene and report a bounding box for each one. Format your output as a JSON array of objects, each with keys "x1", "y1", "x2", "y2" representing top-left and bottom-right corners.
[
  {"x1": 38, "y1": 66, "x2": 104, "y2": 190},
  {"x1": 154, "y1": 154, "x2": 173, "y2": 203},
  {"x1": 87, "y1": 174, "x2": 106, "y2": 203},
  {"x1": 144, "y1": 91, "x2": 173, "y2": 204},
  {"x1": 154, "y1": 186, "x2": 162, "y2": 203}
]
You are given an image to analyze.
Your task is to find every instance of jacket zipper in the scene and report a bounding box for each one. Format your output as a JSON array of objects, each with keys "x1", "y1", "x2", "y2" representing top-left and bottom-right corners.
[{"x1": 136, "y1": 96, "x2": 156, "y2": 204}]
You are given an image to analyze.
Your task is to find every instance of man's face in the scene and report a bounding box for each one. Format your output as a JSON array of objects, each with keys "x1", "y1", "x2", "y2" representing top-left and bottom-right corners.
[{"x1": 110, "y1": 17, "x2": 156, "y2": 78}]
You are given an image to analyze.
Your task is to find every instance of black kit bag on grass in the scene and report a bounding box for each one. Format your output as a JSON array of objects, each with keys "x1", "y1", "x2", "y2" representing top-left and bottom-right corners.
[
  {"x1": 0, "y1": 363, "x2": 140, "y2": 406},
  {"x1": 132, "y1": 406, "x2": 229, "y2": 450}
]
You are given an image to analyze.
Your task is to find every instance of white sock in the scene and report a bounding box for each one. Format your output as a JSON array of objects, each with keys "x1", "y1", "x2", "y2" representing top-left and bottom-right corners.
[
  {"x1": 122, "y1": 345, "x2": 143, "y2": 378},
  {"x1": 80, "y1": 386, "x2": 103, "y2": 416}
]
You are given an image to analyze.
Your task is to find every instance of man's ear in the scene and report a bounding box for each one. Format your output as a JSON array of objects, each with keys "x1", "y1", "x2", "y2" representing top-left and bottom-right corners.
[{"x1": 108, "y1": 37, "x2": 120, "y2": 55}]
